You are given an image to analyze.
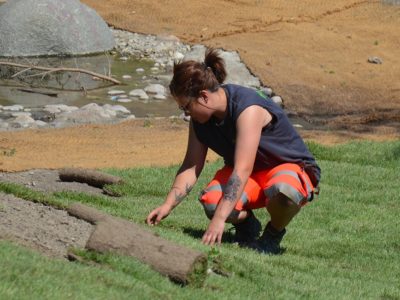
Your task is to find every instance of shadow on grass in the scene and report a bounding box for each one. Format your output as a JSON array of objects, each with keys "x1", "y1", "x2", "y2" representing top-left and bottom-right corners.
[
  {"x1": 182, "y1": 226, "x2": 236, "y2": 244},
  {"x1": 182, "y1": 226, "x2": 287, "y2": 255}
]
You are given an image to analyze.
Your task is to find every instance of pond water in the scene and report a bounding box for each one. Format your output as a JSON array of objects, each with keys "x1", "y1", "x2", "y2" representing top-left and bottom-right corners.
[{"x1": 0, "y1": 54, "x2": 180, "y2": 118}]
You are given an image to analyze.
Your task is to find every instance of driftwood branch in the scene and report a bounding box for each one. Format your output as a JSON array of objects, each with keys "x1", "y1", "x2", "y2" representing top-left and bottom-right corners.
[
  {"x1": 17, "y1": 88, "x2": 58, "y2": 97},
  {"x1": 0, "y1": 61, "x2": 121, "y2": 85},
  {"x1": 11, "y1": 67, "x2": 32, "y2": 78},
  {"x1": 0, "y1": 81, "x2": 114, "y2": 92}
]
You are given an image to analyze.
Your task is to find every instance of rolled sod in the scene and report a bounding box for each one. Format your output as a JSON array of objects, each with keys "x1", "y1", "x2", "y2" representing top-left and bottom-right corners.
[
  {"x1": 67, "y1": 203, "x2": 207, "y2": 286},
  {"x1": 59, "y1": 168, "x2": 124, "y2": 188}
]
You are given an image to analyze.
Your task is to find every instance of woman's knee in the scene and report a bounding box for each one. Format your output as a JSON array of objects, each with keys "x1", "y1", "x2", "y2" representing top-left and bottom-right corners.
[
  {"x1": 198, "y1": 188, "x2": 218, "y2": 219},
  {"x1": 271, "y1": 192, "x2": 301, "y2": 208},
  {"x1": 199, "y1": 189, "x2": 240, "y2": 222}
]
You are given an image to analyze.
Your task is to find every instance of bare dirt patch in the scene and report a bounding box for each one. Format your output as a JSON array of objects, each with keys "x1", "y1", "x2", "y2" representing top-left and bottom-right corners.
[
  {"x1": 0, "y1": 118, "x2": 204, "y2": 172},
  {"x1": 0, "y1": 169, "x2": 116, "y2": 258},
  {"x1": 0, "y1": 118, "x2": 398, "y2": 173},
  {"x1": 0, "y1": 169, "x2": 106, "y2": 195},
  {"x1": 0, "y1": 193, "x2": 93, "y2": 258}
]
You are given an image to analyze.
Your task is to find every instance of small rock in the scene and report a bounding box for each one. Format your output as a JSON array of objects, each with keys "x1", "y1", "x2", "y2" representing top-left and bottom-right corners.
[
  {"x1": 129, "y1": 89, "x2": 149, "y2": 100},
  {"x1": 144, "y1": 84, "x2": 166, "y2": 95},
  {"x1": 3, "y1": 105, "x2": 24, "y2": 111},
  {"x1": 11, "y1": 112, "x2": 32, "y2": 117},
  {"x1": 293, "y1": 124, "x2": 303, "y2": 128},
  {"x1": 81, "y1": 103, "x2": 100, "y2": 110},
  {"x1": 43, "y1": 106, "x2": 61, "y2": 114},
  {"x1": 180, "y1": 113, "x2": 191, "y2": 122},
  {"x1": 34, "y1": 120, "x2": 48, "y2": 127},
  {"x1": 122, "y1": 75, "x2": 132, "y2": 79},
  {"x1": 11, "y1": 115, "x2": 35, "y2": 127},
  {"x1": 261, "y1": 87, "x2": 273, "y2": 97},
  {"x1": 14, "y1": 115, "x2": 36, "y2": 123},
  {"x1": 107, "y1": 90, "x2": 126, "y2": 96},
  {"x1": 117, "y1": 98, "x2": 132, "y2": 103},
  {"x1": 271, "y1": 96, "x2": 283, "y2": 107},
  {"x1": 368, "y1": 56, "x2": 383, "y2": 64},
  {"x1": 174, "y1": 51, "x2": 185, "y2": 61},
  {"x1": 150, "y1": 67, "x2": 159, "y2": 73},
  {"x1": 136, "y1": 68, "x2": 145, "y2": 73},
  {"x1": 153, "y1": 94, "x2": 167, "y2": 100},
  {"x1": 55, "y1": 103, "x2": 118, "y2": 124},
  {"x1": 119, "y1": 56, "x2": 128, "y2": 61},
  {"x1": 103, "y1": 104, "x2": 131, "y2": 114},
  {"x1": 124, "y1": 115, "x2": 136, "y2": 121},
  {"x1": 44, "y1": 104, "x2": 78, "y2": 113}
]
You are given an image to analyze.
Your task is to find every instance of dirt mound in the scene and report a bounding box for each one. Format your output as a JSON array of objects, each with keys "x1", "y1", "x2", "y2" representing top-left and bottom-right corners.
[{"x1": 0, "y1": 193, "x2": 93, "y2": 257}]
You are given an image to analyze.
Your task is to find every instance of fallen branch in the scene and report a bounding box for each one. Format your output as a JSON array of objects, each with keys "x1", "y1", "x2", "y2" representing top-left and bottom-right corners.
[
  {"x1": 17, "y1": 88, "x2": 58, "y2": 97},
  {"x1": 0, "y1": 61, "x2": 121, "y2": 85},
  {"x1": 11, "y1": 67, "x2": 32, "y2": 78},
  {"x1": 0, "y1": 81, "x2": 118, "y2": 92}
]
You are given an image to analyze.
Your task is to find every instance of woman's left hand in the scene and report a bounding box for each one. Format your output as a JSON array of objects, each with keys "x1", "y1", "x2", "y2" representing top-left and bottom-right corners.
[{"x1": 202, "y1": 217, "x2": 225, "y2": 246}]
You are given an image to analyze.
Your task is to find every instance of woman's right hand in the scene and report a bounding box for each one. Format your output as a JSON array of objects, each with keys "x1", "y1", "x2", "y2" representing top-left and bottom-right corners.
[{"x1": 146, "y1": 204, "x2": 172, "y2": 226}]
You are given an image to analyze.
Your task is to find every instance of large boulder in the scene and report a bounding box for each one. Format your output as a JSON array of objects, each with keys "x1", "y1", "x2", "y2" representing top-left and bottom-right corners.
[{"x1": 0, "y1": 0, "x2": 115, "y2": 57}]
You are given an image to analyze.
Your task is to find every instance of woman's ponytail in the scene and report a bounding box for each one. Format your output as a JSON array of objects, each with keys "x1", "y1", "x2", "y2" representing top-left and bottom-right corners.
[
  {"x1": 204, "y1": 48, "x2": 227, "y2": 84},
  {"x1": 169, "y1": 48, "x2": 227, "y2": 99}
]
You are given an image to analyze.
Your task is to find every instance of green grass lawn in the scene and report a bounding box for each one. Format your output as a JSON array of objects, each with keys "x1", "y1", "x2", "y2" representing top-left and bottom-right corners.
[{"x1": 0, "y1": 140, "x2": 399, "y2": 299}]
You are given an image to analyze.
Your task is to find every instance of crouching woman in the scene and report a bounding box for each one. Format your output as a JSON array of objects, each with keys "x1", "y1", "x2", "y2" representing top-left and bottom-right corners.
[{"x1": 146, "y1": 49, "x2": 320, "y2": 254}]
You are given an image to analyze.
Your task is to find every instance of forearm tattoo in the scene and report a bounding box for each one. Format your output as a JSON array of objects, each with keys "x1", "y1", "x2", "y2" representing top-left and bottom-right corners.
[
  {"x1": 173, "y1": 183, "x2": 193, "y2": 203},
  {"x1": 223, "y1": 171, "x2": 242, "y2": 202}
]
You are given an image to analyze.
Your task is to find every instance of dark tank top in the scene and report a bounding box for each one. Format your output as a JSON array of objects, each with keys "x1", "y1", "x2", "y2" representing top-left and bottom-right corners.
[{"x1": 192, "y1": 84, "x2": 321, "y2": 185}]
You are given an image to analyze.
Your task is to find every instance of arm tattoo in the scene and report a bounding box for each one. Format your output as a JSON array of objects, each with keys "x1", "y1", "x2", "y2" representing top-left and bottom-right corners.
[
  {"x1": 173, "y1": 183, "x2": 193, "y2": 203},
  {"x1": 223, "y1": 171, "x2": 242, "y2": 202}
]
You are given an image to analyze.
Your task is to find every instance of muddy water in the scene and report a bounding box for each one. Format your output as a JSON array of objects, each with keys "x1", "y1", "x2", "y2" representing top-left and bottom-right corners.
[{"x1": 0, "y1": 54, "x2": 180, "y2": 118}]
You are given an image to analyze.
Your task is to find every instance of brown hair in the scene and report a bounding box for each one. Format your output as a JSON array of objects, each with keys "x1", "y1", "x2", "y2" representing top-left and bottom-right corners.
[{"x1": 169, "y1": 48, "x2": 227, "y2": 99}]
